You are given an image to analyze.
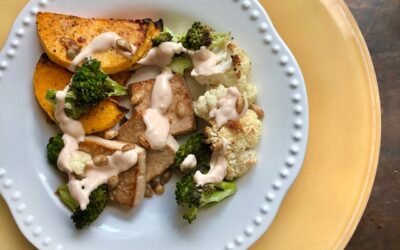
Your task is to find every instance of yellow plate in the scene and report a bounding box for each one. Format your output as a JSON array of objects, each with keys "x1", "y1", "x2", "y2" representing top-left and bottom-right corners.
[{"x1": 0, "y1": 0, "x2": 380, "y2": 249}]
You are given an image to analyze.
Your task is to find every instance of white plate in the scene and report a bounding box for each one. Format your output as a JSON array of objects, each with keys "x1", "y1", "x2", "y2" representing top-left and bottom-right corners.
[{"x1": 0, "y1": 0, "x2": 308, "y2": 249}]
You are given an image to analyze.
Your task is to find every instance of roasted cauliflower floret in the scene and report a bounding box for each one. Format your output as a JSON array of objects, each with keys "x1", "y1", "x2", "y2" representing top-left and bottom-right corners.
[
  {"x1": 205, "y1": 110, "x2": 262, "y2": 180},
  {"x1": 191, "y1": 42, "x2": 252, "y2": 87},
  {"x1": 194, "y1": 84, "x2": 257, "y2": 121}
]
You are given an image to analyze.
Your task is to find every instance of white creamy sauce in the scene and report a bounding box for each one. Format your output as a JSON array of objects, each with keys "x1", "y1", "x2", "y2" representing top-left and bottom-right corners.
[
  {"x1": 209, "y1": 87, "x2": 247, "y2": 128},
  {"x1": 189, "y1": 46, "x2": 227, "y2": 77},
  {"x1": 167, "y1": 135, "x2": 180, "y2": 152},
  {"x1": 138, "y1": 42, "x2": 186, "y2": 68},
  {"x1": 68, "y1": 32, "x2": 137, "y2": 71},
  {"x1": 55, "y1": 87, "x2": 86, "y2": 173},
  {"x1": 68, "y1": 148, "x2": 143, "y2": 210},
  {"x1": 180, "y1": 154, "x2": 197, "y2": 171},
  {"x1": 143, "y1": 108, "x2": 171, "y2": 150},
  {"x1": 141, "y1": 67, "x2": 176, "y2": 150},
  {"x1": 150, "y1": 68, "x2": 174, "y2": 113},
  {"x1": 194, "y1": 139, "x2": 229, "y2": 186}
]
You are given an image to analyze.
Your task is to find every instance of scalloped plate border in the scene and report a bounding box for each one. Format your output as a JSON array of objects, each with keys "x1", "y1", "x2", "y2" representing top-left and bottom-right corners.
[{"x1": 0, "y1": 0, "x2": 308, "y2": 249}]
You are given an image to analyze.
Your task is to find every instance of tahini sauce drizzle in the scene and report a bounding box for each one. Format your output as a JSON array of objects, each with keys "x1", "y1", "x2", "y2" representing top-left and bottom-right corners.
[
  {"x1": 68, "y1": 148, "x2": 144, "y2": 210},
  {"x1": 69, "y1": 32, "x2": 137, "y2": 71},
  {"x1": 194, "y1": 139, "x2": 229, "y2": 186},
  {"x1": 138, "y1": 42, "x2": 188, "y2": 151},
  {"x1": 209, "y1": 86, "x2": 248, "y2": 128},
  {"x1": 55, "y1": 86, "x2": 85, "y2": 173},
  {"x1": 138, "y1": 42, "x2": 186, "y2": 68},
  {"x1": 180, "y1": 154, "x2": 197, "y2": 171},
  {"x1": 142, "y1": 68, "x2": 174, "y2": 150},
  {"x1": 189, "y1": 46, "x2": 227, "y2": 77}
]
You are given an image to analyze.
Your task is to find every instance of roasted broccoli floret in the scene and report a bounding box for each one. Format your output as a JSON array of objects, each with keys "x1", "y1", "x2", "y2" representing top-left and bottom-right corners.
[
  {"x1": 71, "y1": 184, "x2": 109, "y2": 229},
  {"x1": 46, "y1": 134, "x2": 64, "y2": 167},
  {"x1": 174, "y1": 133, "x2": 211, "y2": 171},
  {"x1": 174, "y1": 134, "x2": 237, "y2": 223},
  {"x1": 152, "y1": 31, "x2": 173, "y2": 46},
  {"x1": 181, "y1": 22, "x2": 212, "y2": 50},
  {"x1": 178, "y1": 22, "x2": 232, "y2": 51},
  {"x1": 175, "y1": 174, "x2": 237, "y2": 223},
  {"x1": 46, "y1": 59, "x2": 127, "y2": 119}
]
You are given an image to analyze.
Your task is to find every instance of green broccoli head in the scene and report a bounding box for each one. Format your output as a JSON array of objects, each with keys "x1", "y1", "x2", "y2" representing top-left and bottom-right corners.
[
  {"x1": 70, "y1": 59, "x2": 127, "y2": 106},
  {"x1": 71, "y1": 184, "x2": 109, "y2": 229},
  {"x1": 174, "y1": 133, "x2": 211, "y2": 171},
  {"x1": 175, "y1": 135, "x2": 236, "y2": 224},
  {"x1": 175, "y1": 173, "x2": 202, "y2": 208},
  {"x1": 152, "y1": 31, "x2": 173, "y2": 47},
  {"x1": 45, "y1": 59, "x2": 127, "y2": 120},
  {"x1": 175, "y1": 172, "x2": 237, "y2": 224},
  {"x1": 181, "y1": 22, "x2": 212, "y2": 50},
  {"x1": 47, "y1": 134, "x2": 64, "y2": 167}
]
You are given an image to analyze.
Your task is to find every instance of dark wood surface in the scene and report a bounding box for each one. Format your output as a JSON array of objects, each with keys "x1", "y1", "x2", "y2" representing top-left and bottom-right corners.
[{"x1": 345, "y1": 0, "x2": 400, "y2": 249}]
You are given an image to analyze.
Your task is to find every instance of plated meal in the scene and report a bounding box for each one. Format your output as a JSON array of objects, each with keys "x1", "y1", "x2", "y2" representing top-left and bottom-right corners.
[{"x1": 33, "y1": 12, "x2": 263, "y2": 228}]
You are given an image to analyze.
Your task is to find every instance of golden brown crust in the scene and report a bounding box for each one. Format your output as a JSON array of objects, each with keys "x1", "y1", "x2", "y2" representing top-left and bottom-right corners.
[{"x1": 36, "y1": 12, "x2": 161, "y2": 74}]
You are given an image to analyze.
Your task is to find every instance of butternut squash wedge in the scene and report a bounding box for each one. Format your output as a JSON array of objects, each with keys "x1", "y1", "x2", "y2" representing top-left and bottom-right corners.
[
  {"x1": 36, "y1": 12, "x2": 161, "y2": 74},
  {"x1": 33, "y1": 54, "x2": 127, "y2": 134}
]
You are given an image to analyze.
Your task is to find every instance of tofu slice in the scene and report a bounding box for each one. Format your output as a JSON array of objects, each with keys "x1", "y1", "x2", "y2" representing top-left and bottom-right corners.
[
  {"x1": 116, "y1": 112, "x2": 176, "y2": 181},
  {"x1": 129, "y1": 74, "x2": 197, "y2": 135},
  {"x1": 117, "y1": 74, "x2": 196, "y2": 182},
  {"x1": 78, "y1": 136, "x2": 147, "y2": 207}
]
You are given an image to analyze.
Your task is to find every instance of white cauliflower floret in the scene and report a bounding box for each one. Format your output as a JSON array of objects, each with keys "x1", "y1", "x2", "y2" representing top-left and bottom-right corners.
[
  {"x1": 193, "y1": 85, "x2": 227, "y2": 120},
  {"x1": 237, "y1": 82, "x2": 257, "y2": 105},
  {"x1": 192, "y1": 42, "x2": 252, "y2": 87},
  {"x1": 68, "y1": 151, "x2": 91, "y2": 176},
  {"x1": 226, "y1": 150, "x2": 257, "y2": 180},
  {"x1": 194, "y1": 84, "x2": 258, "y2": 121},
  {"x1": 205, "y1": 110, "x2": 262, "y2": 180}
]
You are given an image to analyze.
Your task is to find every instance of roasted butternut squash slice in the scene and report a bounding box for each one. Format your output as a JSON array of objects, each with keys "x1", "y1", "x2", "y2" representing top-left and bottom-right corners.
[
  {"x1": 36, "y1": 12, "x2": 161, "y2": 74},
  {"x1": 33, "y1": 54, "x2": 127, "y2": 134}
]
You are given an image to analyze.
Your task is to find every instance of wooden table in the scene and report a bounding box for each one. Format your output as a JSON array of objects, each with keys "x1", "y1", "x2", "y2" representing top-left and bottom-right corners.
[{"x1": 345, "y1": 0, "x2": 400, "y2": 249}]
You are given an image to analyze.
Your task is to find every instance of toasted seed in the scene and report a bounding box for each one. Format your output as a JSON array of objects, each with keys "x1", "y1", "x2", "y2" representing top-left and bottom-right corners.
[
  {"x1": 77, "y1": 36, "x2": 86, "y2": 43},
  {"x1": 149, "y1": 179, "x2": 160, "y2": 189},
  {"x1": 131, "y1": 92, "x2": 143, "y2": 105},
  {"x1": 103, "y1": 130, "x2": 118, "y2": 140},
  {"x1": 108, "y1": 176, "x2": 119, "y2": 190},
  {"x1": 175, "y1": 102, "x2": 186, "y2": 119},
  {"x1": 235, "y1": 95, "x2": 245, "y2": 114},
  {"x1": 60, "y1": 37, "x2": 79, "y2": 49},
  {"x1": 139, "y1": 135, "x2": 151, "y2": 149},
  {"x1": 160, "y1": 169, "x2": 172, "y2": 184},
  {"x1": 145, "y1": 185, "x2": 153, "y2": 198},
  {"x1": 66, "y1": 47, "x2": 79, "y2": 59},
  {"x1": 60, "y1": 37, "x2": 81, "y2": 59},
  {"x1": 250, "y1": 104, "x2": 264, "y2": 119},
  {"x1": 116, "y1": 38, "x2": 133, "y2": 53},
  {"x1": 122, "y1": 143, "x2": 135, "y2": 152},
  {"x1": 93, "y1": 155, "x2": 109, "y2": 167},
  {"x1": 153, "y1": 184, "x2": 165, "y2": 195}
]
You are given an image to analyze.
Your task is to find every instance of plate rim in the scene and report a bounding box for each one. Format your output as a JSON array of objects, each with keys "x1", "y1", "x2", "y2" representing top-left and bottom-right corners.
[
  {"x1": 0, "y1": 0, "x2": 309, "y2": 249},
  {"x1": 332, "y1": 2, "x2": 381, "y2": 248}
]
